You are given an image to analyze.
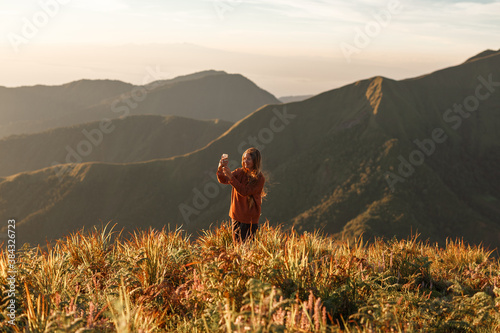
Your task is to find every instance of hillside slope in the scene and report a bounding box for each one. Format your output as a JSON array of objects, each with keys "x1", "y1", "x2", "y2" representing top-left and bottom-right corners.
[
  {"x1": 1, "y1": 50, "x2": 499, "y2": 249},
  {"x1": 0, "y1": 115, "x2": 232, "y2": 177}
]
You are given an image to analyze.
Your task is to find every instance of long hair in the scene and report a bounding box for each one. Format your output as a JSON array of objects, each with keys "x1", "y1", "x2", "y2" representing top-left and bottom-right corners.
[{"x1": 243, "y1": 147, "x2": 267, "y2": 199}]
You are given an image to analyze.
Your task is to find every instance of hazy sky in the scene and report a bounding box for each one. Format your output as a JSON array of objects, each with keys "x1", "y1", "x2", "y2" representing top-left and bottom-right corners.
[{"x1": 0, "y1": 0, "x2": 498, "y2": 96}]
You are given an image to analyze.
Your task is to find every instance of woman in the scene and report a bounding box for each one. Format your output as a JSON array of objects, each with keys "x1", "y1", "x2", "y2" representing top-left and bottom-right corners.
[{"x1": 217, "y1": 148, "x2": 266, "y2": 243}]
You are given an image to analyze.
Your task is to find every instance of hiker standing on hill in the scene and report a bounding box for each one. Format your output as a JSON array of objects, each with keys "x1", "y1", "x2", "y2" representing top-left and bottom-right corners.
[{"x1": 217, "y1": 147, "x2": 266, "y2": 243}]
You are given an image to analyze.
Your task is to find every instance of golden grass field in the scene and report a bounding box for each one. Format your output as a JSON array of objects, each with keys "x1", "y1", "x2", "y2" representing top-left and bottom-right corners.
[{"x1": 1, "y1": 222, "x2": 499, "y2": 332}]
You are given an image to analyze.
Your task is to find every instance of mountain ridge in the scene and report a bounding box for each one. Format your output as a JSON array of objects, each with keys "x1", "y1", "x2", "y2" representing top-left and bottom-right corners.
[
  {"x1": 0, "y1": 71, "x2": 279, "y2": 138},
  {"x1": 464, "y1": 48, "x2": 500, "y2": 64},
  {"x1": 0, "y1": 115, "x2": 232, "y2": 177}
]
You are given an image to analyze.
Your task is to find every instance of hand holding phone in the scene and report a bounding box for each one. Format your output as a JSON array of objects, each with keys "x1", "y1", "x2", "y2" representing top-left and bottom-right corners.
[{"x1": 221, "y1": 154, "x2": 229, "y2": 166}]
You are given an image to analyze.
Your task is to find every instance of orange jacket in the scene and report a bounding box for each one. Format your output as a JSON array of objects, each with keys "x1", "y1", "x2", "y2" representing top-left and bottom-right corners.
[{"x1": 217, "y1": 167, "x2": 265, "y2": 224}]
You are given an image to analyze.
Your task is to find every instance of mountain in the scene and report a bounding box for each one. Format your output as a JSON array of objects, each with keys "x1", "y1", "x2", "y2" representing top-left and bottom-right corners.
[
  {"x1": 464, "y1": 49, "x2": 498, "y2": 63},
  {"x1": 0, "y1": 71, "x2": 279, "y2": 138},
  {"x1": 1, "y1": 50, "x2": 499, "y2": 249},
  {"x1": 79, "y1": 71, "x2": 280, "y2": 123},
  {"x1": 0, "y1": 79, "x2": 133, "y2": 138},
  {"x1": 145, "y1": 69, "x2": 225, "y2": 87},
  {"x1": 0, "y1": 115, "x2": 232, "y2": 177}
]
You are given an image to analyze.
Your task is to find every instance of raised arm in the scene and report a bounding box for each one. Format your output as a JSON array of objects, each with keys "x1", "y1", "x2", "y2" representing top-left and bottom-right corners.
[
  {"x1": 217, "y1": 167, "x2": 230, "y2": 184},
  {"x1": 229, "y1": 173, "x2": 265, "y2": 197}
]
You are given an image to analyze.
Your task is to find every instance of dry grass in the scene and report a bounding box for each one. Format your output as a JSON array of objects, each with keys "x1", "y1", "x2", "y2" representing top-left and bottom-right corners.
[{"x1": 1, "y1": 222, "x2": 499, "y2": 332}]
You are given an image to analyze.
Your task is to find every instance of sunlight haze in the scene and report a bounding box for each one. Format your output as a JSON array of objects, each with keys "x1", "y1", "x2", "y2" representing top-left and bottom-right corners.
[{"x1": 0, "y1": 0, "x2": 498, "y2": 96}]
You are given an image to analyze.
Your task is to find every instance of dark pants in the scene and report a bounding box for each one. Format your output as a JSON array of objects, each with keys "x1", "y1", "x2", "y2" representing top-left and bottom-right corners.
[{"x1": 233, "y1": 220, "x2": 258, "y2": 243}]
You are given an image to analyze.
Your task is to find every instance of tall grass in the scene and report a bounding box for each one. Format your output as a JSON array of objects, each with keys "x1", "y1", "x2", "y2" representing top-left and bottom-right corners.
[{"x1": 1, "y1": 221, "x2": 499, "y2": 332}]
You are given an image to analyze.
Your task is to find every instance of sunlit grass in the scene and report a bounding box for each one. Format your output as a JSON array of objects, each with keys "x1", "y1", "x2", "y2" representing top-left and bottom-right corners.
[{"x1": 1, "y1": 221, "x2": 499, "y2": 332}]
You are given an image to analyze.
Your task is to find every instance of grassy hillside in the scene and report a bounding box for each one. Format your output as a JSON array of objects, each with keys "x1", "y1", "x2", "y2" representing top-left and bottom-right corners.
[
  {"x1": 1, "y1": 223, "x2": 499, "y2": 332},
  {"x1": 1, "y1": 50, "x2": 499, "y2": 250},
  {"x1": 0, "y1": 71, "x2": 279, "y2": 138},
  {"x1": 0, "y1": 115, "x2": 232, "y2": 177}
]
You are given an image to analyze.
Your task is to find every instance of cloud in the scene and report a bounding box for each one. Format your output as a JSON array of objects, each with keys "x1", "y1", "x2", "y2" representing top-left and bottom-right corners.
[
  {"x1": 233, "y1": 0, "x2": 367, "y2": 23},
  {"x1": 72, "y1": 0, "x2": 130, "y2": 12},
  {"x1": 0, "y1": 10, "x2": 18, "y2": 15}
]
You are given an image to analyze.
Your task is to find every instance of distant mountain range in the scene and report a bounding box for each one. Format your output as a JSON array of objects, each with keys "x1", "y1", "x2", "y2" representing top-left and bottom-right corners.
[
  {"x1": 279, "y1": 95, "x2": 314, "y2": 103},
  {"x1": 0, "y1": 70, "x2": 279, "y2": 138},
  {"x1": 0, "y1": 115, "x2": 232, "y2": 177},
  {"x1": 1, "y1": 50, "x2": 499, "y2": 250}
]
